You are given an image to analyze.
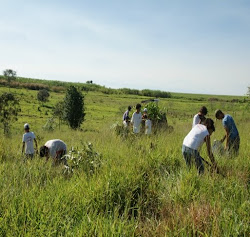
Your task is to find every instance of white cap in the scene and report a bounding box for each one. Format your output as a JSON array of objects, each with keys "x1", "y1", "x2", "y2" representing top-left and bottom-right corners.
[
  {"x1": 143, "y1": 108, "x2": 148, "y2": 112},
  {"x1": 24, "y1": 123, "x2": 30, "y2": 129}
]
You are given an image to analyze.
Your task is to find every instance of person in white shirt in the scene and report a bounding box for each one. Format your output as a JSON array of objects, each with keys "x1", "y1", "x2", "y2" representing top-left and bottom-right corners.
[
  {"x1": 182, "y1": 118, "x2": 217, "y2": 174},
  {"x1": 40, "y1": 139, "x2": 67, "y2": 165},
  {"x1": 131, "y1": 104, "x2": 142, "y2": 134},
  {"x1": 144, "y1": 115, "x2": 152, "y2": 135},
  {"x1": 192, "y1": 106, "x2": 208, "y2": 128},
  {"x1": 22, "y1": 123, "x2": 38, "y2": 159}
]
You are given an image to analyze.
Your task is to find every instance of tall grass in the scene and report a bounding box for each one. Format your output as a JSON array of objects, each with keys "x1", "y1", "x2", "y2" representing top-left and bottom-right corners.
[
  {"x1": 0, "y1": 86, "x2": 249, "y2": 236},
  {"x1": 0, "y1": 119, "x2": 249, "y2": 236}
]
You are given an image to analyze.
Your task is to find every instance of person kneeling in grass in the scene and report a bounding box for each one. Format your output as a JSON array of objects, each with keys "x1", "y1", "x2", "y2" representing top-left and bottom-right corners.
[
  {"x1": 182, "y1": 118, "x2": 217, "y2": 174},
  {"x1": 40, "y1": 139, "x2": 67, "y2": 165},
  {"x1": 22, "y1": 123, "x2": 38, "y2": 159},
  {"x1": 215, "y1": 109, "x2": 240, "y2": 157}
]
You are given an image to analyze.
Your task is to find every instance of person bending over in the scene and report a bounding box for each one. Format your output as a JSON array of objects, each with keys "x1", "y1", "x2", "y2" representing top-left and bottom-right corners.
[
  {"x1": 40, "y1": 139, "x2": 67, "y2": 165},
  {"x1": 215, "y1": 109, "x2": 240, "y2": 157},
  {"x1": 182, "y1": 118, "x2": 217, "y2": 174}
]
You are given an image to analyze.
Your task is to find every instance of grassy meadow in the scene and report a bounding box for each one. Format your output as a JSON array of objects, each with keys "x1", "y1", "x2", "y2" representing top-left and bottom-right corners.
[{"x1": 0, "y1": 85, "x2": 249, "y2": 236}]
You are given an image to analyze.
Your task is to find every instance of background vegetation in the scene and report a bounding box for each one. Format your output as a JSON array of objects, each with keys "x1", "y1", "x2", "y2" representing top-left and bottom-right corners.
[{"x1": 0, "y1": 77, "x2": 249, "y2": 236}]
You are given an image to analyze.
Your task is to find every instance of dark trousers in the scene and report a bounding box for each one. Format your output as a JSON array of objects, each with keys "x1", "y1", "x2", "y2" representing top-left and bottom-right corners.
[
  {"x1": 182, "y1": 145, "x2": 204, "y2": 174},
  {"x1": 228, "y1": 136, "x2": 240, "y2": 157}
]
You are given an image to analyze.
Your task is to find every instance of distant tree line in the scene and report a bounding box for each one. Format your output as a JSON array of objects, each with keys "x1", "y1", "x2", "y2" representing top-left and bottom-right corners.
[{"x1": 0, "y1": 73, "x2": 172, "y2": 99}]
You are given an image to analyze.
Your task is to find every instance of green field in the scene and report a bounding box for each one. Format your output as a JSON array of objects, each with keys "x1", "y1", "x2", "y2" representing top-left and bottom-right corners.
[{"x1": 0, "y1": 84, "x2": 249, "y2": 236}]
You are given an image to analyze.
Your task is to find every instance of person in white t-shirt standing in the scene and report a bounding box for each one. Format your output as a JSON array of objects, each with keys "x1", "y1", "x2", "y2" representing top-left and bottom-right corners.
[
  {"x1": 192, "y1": 106, "x2": 208, "y2": 128},
  {"x1": 22, "y1": 123, "x2": 38, "y2": 159},
  {"x1": 39, "y1": 139, "x2": 67, "y2": 165},
  {"x1": 131, "y1": 104, "x2": 142, "y2": 134},
  {"x1": 182, "y1": 118, "x2": 217, "y2": 174}
]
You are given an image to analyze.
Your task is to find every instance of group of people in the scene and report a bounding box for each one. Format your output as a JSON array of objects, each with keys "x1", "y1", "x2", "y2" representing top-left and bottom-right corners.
[
  {"x1": 182, "y1": 106, "x2": 240, "y2": 174},
  {"x1": 122, "y1": 104, "x2": 152, "y2": 135},
  {"x1": 21, "y1": 105, "x2": 240, "y2": 172}
]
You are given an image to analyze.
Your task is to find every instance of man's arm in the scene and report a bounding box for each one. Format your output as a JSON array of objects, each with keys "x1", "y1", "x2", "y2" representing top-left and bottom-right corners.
[
  {"x1": 205, "y1": 135, "x2": 216, "y2": 165},
  {"x1": 224, "y1": 127, "x2": 230, "y2": 150},
  {"x1": 220, "y1": 135, "x2": 226, "y2": 143},
  {"x1": 22, "y1": 142, "x2": 25, "y2": 154},
  {"x1": 34, "y1": 138, "x2": 38, "y2": 154},
  {"x1": 131, "y1": 113, "x2": 134, "y2": 125}
]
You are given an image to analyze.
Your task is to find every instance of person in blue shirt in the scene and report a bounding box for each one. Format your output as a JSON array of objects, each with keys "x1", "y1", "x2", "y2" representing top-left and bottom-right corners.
[{"x1": 215, "y1": 109, "x2": 240, "y2": 156}]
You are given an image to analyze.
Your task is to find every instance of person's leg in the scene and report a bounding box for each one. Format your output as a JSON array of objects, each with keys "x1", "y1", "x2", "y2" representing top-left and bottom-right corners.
[
  {"x1": 228, "y1": 136, "x2": 240, "y2": 157},
  {"x1": 194, "y1": 152, "x2": 204, "y2": 174},
  {"x1": 60, "y1": 150, "x2": 68, "y2": 166},
  {"x1": 182, "y1": 145, "x2": 192, "y2": 169},
  {"x1": 233, "y1": 136, "x2": 240, "y2": 157}
]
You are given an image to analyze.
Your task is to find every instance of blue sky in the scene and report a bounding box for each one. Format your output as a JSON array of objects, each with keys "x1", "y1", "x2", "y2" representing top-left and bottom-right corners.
[{"x1": 0, "y1": 0, "x2": 249, "y2": 95}]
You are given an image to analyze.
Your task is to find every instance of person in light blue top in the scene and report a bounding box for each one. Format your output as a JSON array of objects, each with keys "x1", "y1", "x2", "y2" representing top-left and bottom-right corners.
[{"x1": 215, "y1": 109, "x2": 240, "y2": 156}]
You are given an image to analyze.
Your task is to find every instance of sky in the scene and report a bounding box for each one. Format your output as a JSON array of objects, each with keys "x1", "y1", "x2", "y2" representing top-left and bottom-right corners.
[{"x1": 0, "y1": 0, "x2": 249, "y2": 95}]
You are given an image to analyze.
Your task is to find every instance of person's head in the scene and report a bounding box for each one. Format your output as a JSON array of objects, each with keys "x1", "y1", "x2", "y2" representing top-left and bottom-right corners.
[
  {"x1": 40, "y1": 146, "x2": 49, "y2": 157},
  {"x1": 143, "y1": 108, "x2": 148, "y2": 114},
  {"x1": 128, "y1": 106, "x2": 132, "y2": 111},
  {"x1": 215, "y1": 109, "x2": 224, "y2": 120},
  {"x1": 136, "y1": 103, "x2": 141, "y2": 112},
  {"x1": 199, "y1": 106, "x2": 208, "y2": 116},
  {"x1": 24, "y1": 123, "x2": 30, "y2": 132},
  {"x1": 204, "y1": 118, "x2": 215, "y2": 135}
]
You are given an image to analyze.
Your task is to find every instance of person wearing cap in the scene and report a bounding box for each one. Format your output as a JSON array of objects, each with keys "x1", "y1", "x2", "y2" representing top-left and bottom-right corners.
[
  {"x1": 192, "y1": 106, "x2": 208, "y2": 128},
  {"x1": 215, "y1": 109, "x2": 240, "y2": 156},
  {"x1": 142, "y1": 108, "x2": 148, "y2": 119},
  {"x1": 182, "y1": 118, "x2": 217, "y2": 174},
  {"x1": 131, "y1": 104, "x2": 142, "y2": 134},
  {"x1": 40, "y1": 139, "x2": 67, "y2": 165},
  {"x1": 22, "y1": 123, "x2": 38, "y2": 159},
  {"x1": 123, "y1": 106, "x2": 132, "y2": 122}
]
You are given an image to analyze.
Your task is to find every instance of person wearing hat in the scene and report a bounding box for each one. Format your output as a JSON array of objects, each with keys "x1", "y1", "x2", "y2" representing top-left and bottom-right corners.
[
  {"x1": 40, "y1": 139, "x2": 67, "y2": 165},
  {"x1": 192, "y1": 106, "x2": 208, "y2": 128},
  {"x1": 142, "y1": 108, "x2": 148, "y2": 119},
  {"x1": 22, "y1": 123, "x2": 38, "y2": 159},
  {"x1": 215, "y1": 109, "x2": 240, "y2": 156}
]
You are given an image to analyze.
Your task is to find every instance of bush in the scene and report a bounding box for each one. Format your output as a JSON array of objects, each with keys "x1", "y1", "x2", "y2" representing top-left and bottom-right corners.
[
  {"x1": 63, "y1": 143, "x2": 102, "y2": 176},
  {"x1": 37, "y1": 89, "x2": 50, "y2": 102}
]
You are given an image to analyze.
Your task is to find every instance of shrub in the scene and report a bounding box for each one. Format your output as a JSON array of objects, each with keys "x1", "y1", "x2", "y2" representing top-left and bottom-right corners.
[
  {"x1": 63, "y1": 143, "x2": 102, "y2": 175},
  {"x1": 37, "y1": 89, "x2": 50, "y2": 102}
]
